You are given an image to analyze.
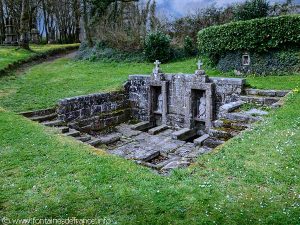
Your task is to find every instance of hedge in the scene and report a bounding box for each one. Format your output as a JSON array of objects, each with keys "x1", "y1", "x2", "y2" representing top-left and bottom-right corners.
[{"x1": 198, "y1": 15, "x2": 300, "y2": 56}]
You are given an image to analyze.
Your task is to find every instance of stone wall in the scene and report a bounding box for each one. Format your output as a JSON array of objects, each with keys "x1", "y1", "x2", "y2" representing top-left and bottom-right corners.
[
  {"x1": 210, "y1": 77, "x2": 245, "y2": 111},
  {"x1": 126, "y1": 74, "x2": 245, "y2": 128},
  {"x1": 57, "y1": 91, "x2": 131, "y2": 132}
]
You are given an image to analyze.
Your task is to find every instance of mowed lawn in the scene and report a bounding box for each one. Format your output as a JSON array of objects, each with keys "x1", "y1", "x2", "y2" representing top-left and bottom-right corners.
[
  {"x1": 0, "y1": 56, "x2": 299, "y2": 112},
  {"x1": 0, "y1": 55, "x2": 299, "y2": 224},
  {"x1": 0, "y1": 44, "x2": 79, "y2": 71}
]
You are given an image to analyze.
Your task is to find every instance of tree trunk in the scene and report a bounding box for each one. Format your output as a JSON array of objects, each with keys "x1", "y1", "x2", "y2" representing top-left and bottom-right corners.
[
  {"x1": 19, "y1": 0, "x2": 30, "y2": 50},
  {"x1": 82, "y1": 0, "x2": 93, "y2": 47},
  {"x1": 74, "y1": 0, "x2": 81, "y2": 43},
  {"x1": 0, "y1": 0, "x2": 5, "y2": 43}
]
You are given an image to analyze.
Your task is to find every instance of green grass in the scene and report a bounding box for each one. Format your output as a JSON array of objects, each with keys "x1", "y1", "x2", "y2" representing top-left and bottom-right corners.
[
  {"x1": 0, "y1": 55, "x2": 299, "y2": 223},
  {"x1": 0, "y1": 92, "x2": 299, "y2": 224},
  {"x1": 1, "y1": 57, "x2": 299, "y2": 112},
  {"x1": 0, "y1": 44, "x2": 79, "y2": 71}
]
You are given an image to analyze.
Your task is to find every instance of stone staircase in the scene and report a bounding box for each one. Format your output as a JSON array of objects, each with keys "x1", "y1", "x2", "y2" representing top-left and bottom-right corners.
[
  {"x1": 204, "y1": 88, "x2": 290, "y2": 149},
  {"x1": 21, "y1": 108, "x2": 96, "y2": 145}
]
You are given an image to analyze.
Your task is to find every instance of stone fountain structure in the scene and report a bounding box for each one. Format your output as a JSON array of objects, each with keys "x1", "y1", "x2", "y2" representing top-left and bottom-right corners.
[{"x1": 21, "y1": 60, "x2": 289, "y2": 173}]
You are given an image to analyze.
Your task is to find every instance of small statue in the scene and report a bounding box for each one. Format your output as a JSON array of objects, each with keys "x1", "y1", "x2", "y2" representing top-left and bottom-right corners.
[
  {"x1": 157, "y1": 94, "x2": 163, "y2": 112},
  {"x1": 197, "y1": 96, "x2": 206, "y2": 119}
]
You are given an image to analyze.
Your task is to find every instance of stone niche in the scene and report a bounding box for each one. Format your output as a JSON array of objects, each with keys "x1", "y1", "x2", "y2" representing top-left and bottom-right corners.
[{"x1": 126, "y1": 70, "x2": 245, "y2": 131}]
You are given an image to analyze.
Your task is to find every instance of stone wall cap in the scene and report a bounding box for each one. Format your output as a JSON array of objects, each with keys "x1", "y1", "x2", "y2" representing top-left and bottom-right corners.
[{"x1": 210, "y1": 77, "x2": 246, "y2": 84}]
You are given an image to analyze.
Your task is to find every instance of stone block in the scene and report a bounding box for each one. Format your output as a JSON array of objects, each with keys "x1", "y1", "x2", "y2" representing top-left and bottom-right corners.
[
  {"x1": 172, "y1": 128, "x2": 196, "y2": 141},
  {"x1": 194, "y1": 134, "x2": 210, "y2": 146},
  {"x1": 148, "y1": 125, "x2": 168, "y2": 135}
]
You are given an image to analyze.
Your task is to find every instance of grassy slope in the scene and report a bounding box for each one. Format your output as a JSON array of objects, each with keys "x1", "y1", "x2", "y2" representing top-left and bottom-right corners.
[
  {"x1": 0, "y1": 93, "x2": 299, "y2": 224},
  {"x1": 1, "y1": 57, "x2": 299, "y2": 112},
  {"x1": 0, "y1": 44, "x2": 79, "y2": 71},
  {"x1": 0, "y1": 56, "x2": 299, "y2": 223}
]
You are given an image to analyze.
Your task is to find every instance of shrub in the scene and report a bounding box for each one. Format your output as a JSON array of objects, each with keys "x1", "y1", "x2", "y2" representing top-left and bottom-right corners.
[
  {"x1": 144, "y1": 31, "x2": 171, "y2": 62},
  {"x1": 198, "y1": 15, "x2": 300, "y2": 58},
  {"x1": 234, "y1": 0, "x2": 270, "y2": 21},
  {"x1": 77, "y1": 41, "x2": 145, "y2": 62},
  {"x1": 184, "y1": 36, "x2": 196, "y2": 56}
]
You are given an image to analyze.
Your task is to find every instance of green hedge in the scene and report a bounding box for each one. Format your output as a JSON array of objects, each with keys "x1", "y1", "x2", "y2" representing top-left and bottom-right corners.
[{"x1": 198, "y1": 15, "x2": 300, "y2": 56}]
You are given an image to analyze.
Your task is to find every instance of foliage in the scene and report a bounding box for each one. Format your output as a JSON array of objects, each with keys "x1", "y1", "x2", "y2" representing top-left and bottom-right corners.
[
  {"x1": 217, "y1": 49, "x2": 300, "y2": 75},
  {"x1": 90, "y1": 0, "x2": 158, "y2": 52},
  {"x1": 77, "y1": 41, "x2": 145, "y2": 62},
  {"x1": 233, "y1": 0, "x2": 270, "y2": 21},
  {"x1": 198, "y1": 15, "x2": 300, "y2": 58},
  {"x1": 183, "y1": 36, "x2": 196, "y2": 56},
  {"x1": 144, "y1": 31, "x2": 171, "y2": 62}
]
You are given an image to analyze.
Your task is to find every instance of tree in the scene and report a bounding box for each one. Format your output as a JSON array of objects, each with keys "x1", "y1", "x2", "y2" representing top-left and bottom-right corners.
[
  {"x1": 234, "y1": 0, "x2": 270, "y2": 21},
  {"x1": 19, "y1": 0, "x2": 30, "y2": 49}
]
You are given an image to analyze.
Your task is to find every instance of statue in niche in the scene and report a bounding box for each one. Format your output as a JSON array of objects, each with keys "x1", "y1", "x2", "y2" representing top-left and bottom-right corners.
[
  {"x1": 157, "y1": 93, "x2": 163, "y2": 112},
  {"x1": 197, "y1": 96, "x2": 206, "y2": 120}
]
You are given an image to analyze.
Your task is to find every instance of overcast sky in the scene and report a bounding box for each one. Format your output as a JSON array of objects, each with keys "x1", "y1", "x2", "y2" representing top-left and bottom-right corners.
[{"x1": 154, "y1": 0, "x2": 300, "y2": 17}]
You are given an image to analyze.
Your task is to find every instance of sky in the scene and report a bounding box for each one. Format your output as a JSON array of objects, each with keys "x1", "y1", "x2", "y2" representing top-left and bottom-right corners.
[{"x1": 154, "y1": 0, "x2": 300, "y2": 17}]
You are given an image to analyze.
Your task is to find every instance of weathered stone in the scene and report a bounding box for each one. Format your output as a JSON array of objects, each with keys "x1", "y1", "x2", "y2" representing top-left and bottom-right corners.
[
  {"x1": 97, "y1": 133, "x2": 122, "y2": 145},
  {"x1": 244, "y1": 109, "x2": 269, "y2": 116},
  {"x1": 219, "y1": 101, "x2": 245, "y2": 114},
  {"x1": 131, "y1": 121, "x2": 154, "y2": 131},
  {"x1": 194, "y1": 134, "x2": 210, "y2": 146},
  {"x1": 116, "y1": 124, "x2": 142, "y2": 137},
  {"x1": 64, "y1": 129, "x2": 80, "y2": 137},
  {"x1": 161, "y1": 160, "x2": 190, "y2": 171},
  {"x1": 203, "y1": 138, "x2": 225, "y2": 148},
  {"x1": 76, "y1": 135, "x2": 92, "y2": 142},
  {"x1": 172, "y1": 128, "x2": 196, "y2": 141},
  {"x1": 148, "y1": 125, "x2": 168, "y2": 135},
  {"x1": 42, "y1": 120, "x2": 64, "y2": 127}
]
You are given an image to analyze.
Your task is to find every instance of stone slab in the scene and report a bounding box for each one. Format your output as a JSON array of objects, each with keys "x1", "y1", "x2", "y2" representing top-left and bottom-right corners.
[
  {"x1": 131, "y1": 121, "x2": 154, "y2": 131},
  {"x1": 194, "y1": 134, "x2": 210, "y2": 146},
  {"x1": 172, "y1": 128, "x2": 196, "y2": 141},
  {"x1": 148, "y1": 125, "x2": 168, "y2": 135}
]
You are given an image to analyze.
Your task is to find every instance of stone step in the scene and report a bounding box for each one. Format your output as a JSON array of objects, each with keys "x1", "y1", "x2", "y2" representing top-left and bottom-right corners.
[
  {"x1": 148, "y1": 125, "x2": 168, "y2": 135},
  {"x1": 221, "y1": 112, "x2": 261, "y2": 123},
  {"x1": 42, "y1": 120, "x2": 64, "y2": 127},
  {"x1": 186, "y1": 146, "x2": 213, "y2": 158},
  {"x1": 29, "y1": 113, "x2": 57, "y2": 122},
  {"x1": 203, "y1": 138, "x2": 225, "y2": 149},
  {"x1": 20, "y1": 107, "x2": 57, "y2": 118},
  {"x1": 57, "y1": 126, "x2": 69, "y2": 133},
  {"x1": 76, "y1": 135, "x2": 92, "y2": 142},
  {"x1": 131, "y1": 121, "x2": 154, "y2": 131},
  {"x1": 245, "y1": 89, "x2": 289, "y2": 97},
  {"x1": 219, "y1": 101, "x2": 245, "y2": 114},
  {"x1": 208, "y1": 129, "x2": 232, "y2": 141},
  {"x1": 240, "y1": 95, "x2": 280, "y2": 106},
  {"x1": 172, "y1": 128, "x2": 197, "y2": 141},
  {"x1": 193, "y1": 134, "x2": 210, "y2": 146},
  {"x1": 213, "y1": 120, "x2": 250, "y2": 131},
  {"x1": 64, "y1": 129, "x2": 80, "y2": 137},
  {"x1": 87, "y1": 137, "x2": 102, "y2": 147},
  {"x1": 97, "y1": 133, "x2": 122, "y2": 145}
]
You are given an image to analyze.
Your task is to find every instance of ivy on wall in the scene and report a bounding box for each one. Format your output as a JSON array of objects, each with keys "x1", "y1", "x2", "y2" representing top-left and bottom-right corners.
[{"x1": 217, "y1": 49, "x2": 300, "y2": 75}]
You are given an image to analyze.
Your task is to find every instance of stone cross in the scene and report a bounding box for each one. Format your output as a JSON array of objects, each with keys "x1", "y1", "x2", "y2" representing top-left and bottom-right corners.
[
  {"x1": 197, "y1": 60, "x2": 203, "y2": 70},
  {"x1": 154, "y1": 60, "x2": 161, "y2": 70}
]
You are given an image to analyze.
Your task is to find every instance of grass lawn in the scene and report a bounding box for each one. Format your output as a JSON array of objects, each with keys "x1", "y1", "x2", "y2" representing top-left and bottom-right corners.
[
  {"x1": 0, "y1": 56, "x2": 299, "y2": 224},
  {"x1": 0, "y1": 44, "x2": 79, "y2": 71},
  {"x1": 0, "y1": 57, "x2": 299, "y2": 112}
]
